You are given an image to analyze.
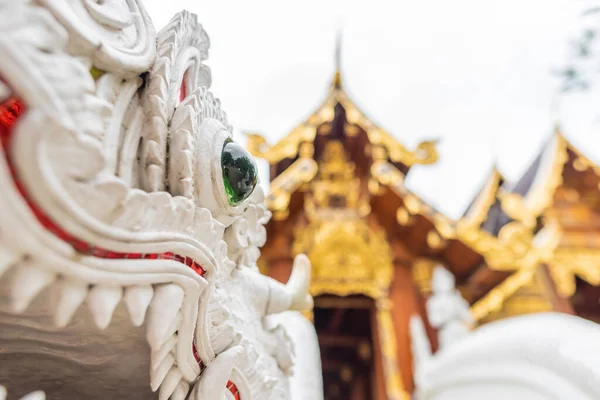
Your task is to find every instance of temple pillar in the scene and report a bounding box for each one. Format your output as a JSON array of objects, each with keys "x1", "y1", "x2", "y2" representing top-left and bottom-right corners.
[
  {"x1": 374, "y1": 298, "x2": 411, "y2": 400},
  {"x1": 388, "y1": 261, "x2": 423, "y2": 394}
]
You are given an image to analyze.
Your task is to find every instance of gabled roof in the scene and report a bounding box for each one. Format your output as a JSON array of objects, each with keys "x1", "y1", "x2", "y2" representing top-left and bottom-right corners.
[
  {"x1": 485, "y1": 130, "x2": 570, "y2": 236},
  {"x1": 468, "y1": 129, "x2": 600, "y2": 320},
  {"x1": 246, "y1": 68, "x2": 439, "y2": 169},
  {"x1": 461, "y1": 167, "x2": 505, "y2": 233}
]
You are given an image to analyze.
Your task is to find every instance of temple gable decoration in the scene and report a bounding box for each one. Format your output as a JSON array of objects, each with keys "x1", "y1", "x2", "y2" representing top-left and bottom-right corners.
[{"x1": 252, "y1": 40, "x2": 600, "y2": 397}]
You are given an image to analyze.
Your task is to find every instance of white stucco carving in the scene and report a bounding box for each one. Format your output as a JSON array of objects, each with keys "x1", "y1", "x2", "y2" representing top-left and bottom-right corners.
[
  {"x1": 224, "y1": 186, "x2": 271, "y2": 272},
  {"x1": 0, "y1": 1, "x2": 317, "y2": 399},
  {"x1": 409, "y1": 314, "x2": 432, "y2": 373},
  {"x1": 411, "y1": 267, "x2": 600, "y2": 400},
  {"x1": 0, "y1": 386, "x2": 45, "y2": 400},
  {"x1": 426, "y1": 266, "x2": 473, "y2": 349},
  {"x1": 269, "y1": 312, "x2": 324, "y2": 400},
  {"x1": 413, "y1": 313, "x2": 600, "y2": 400}
]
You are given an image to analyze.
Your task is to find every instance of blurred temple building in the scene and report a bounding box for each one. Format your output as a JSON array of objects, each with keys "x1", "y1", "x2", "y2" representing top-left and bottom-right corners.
[{"x1": 247, "y1": 51, "x2": 600, "y2": 399}]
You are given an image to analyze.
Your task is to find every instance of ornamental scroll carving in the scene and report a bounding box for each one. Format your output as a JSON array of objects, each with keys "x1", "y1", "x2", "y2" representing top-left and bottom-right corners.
[
  {"x1": 0, "y1": 2, "x2": 316, "y2": 399},
  {"x1": 294, "y1": 220, "x2": 394, "y2": 299}
]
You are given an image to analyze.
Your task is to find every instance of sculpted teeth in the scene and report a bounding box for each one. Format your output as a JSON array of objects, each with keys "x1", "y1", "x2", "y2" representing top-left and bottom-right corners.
[
  {"x1": 180, "y1": 150, "x2": 193, "y2": 178},
  {"x1": 151, "y1": 336, "x2": 177, "y2": 370},
  {"x1": 124, "y1": 284, "x2": 154, "y2": 327},
  {"x1": 150, "y1": 353, "x2": 175, "y2": 392},
  {"x1": 0, "y1": 248, "x2": 20, "y2": 279},
  {"x1": 87, "y1": 285, "x2": 123, "y2": 329},
  {"x1": 10, "y1": 261, "x2": 56, "y2": 313},
  {"x1": 2, "y1": 260, "x2": 189, "y2": 399},
  {"x1": 146, "y1": 283, "x2": 184, "y2": 349},
  {"x1": 146, "y1": 140, "x2": 164, "y2": 165},
  {"x1": 171, "y1": 381, "x2": 190, "y2": 400},
  {"x1": 54, "y1": 279, "x2": 88, "y2": 328},
  {"x1": 0, "y1": 387, "x2": 46, "y2": 400},
  {"x1": 147, "y1": 164, "x2": 164, "y2": 192},
  {"x1": 18, "y1": 392, "x2": 46, "y2": 400},
  {"x1": 159, "y1": 312, "x2": 181, "y2": 350},
  {"x1": 158, "y1": 368, "x2": 183, "y2": 400}
]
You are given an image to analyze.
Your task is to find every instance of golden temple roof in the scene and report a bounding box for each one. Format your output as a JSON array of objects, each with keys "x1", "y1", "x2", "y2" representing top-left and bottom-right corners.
[
  {"x1": 250, "y1": 42, "x2": 600, "y2": 324},
  {"x1": 246, "y1": 49, "x2": 439, "y2": 167},
  {"x1": 462, "y1": 166, "x2": 504, "y2": 231}
]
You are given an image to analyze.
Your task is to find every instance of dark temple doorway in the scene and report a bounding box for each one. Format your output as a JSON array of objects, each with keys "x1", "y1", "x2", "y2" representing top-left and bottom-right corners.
[{"x1": 313, "y1": 295, "x2": 381, "y2": 400}]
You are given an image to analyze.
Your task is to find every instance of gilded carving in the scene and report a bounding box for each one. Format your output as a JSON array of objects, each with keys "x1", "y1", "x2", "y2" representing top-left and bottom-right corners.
[
  {"x1": 246, "y1": 124, "x2": 318, "y2": 164},
  {"x1": 266, "y1": 158, "x2": 318, "y2": 218},
  {"x1": 470, "y1": 268, "x2": 536, "y2": 321},
  {"x1": 523, "y1": 131, "x2": 568, "y2": 217},
  {"x1": 426, "y1": 230, "x2": 446, "y2": 250},
  {"x1": 470, "y1": 266, "x2": 554, "y2": 322},
  {"x1": 412, "y1": 258, "x2": 437, "y2": 296},
  {"x1": 396, "y1": 207, "x2": 414, "y2": 226},
  {"x1": 498, "y1": 190, "x2": 537, "y2": 229},
  {"x1": 462, "y1": 168, "x2": 503, "y2": 230},
  {"x1": 548, "y1": 248, "x2": 600, "y2": 296},
  {"x1": 294, "y1": 220, "x2": 394, "y2": 299},
  {"x1": 292, "y1": 141, "x2": 394, "y2": 299},
  {"x1": 372, "y1": 160, "x2": 561, "y2": 273},
  {"x1": 310, "y1": 141, "x2": 360, "y2": 209},
  {"x1": 376, "y1": 300, "x2": 411, "y2": 400},
  {"x1": 246, "y1": 71, "x2": 439, "y2": 167}
]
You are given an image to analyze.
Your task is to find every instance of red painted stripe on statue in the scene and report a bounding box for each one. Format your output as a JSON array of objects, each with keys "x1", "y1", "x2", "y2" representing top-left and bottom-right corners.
[
  {"x1": 178, "y1": 74, "x2": 187, "y2": 104},
  {"x1": 0, "y1": 96, "x2": 206, "y2": 277},
  {"x1": 192, "y1": 343, "x2": 201, "y2": 363},
  {"x1": 227, "y1": 380, "x2": 241, "y2": 400}
]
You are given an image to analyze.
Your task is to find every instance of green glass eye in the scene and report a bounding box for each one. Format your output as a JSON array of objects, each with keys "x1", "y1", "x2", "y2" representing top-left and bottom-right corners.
[{"x1": 221, "y1": 140, "x2": 258, "y2": 205}]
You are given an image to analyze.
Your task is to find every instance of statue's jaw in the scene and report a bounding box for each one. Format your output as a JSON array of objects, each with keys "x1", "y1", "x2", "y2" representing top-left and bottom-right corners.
[
  {"x1": 0, "y1": 91, "x2": 214, "y2": 399},
  {"x1": 0, "y1": 221, "x2": 204, "y2": 400},
  {"x1": 0, "y1": 1, "x2": 317, "y2": 399},
  {"x1": 0, "y1": 281, "x2": 155, "y2": 399},
  {"x1": 0, "y1": 385, "x2": 45, "y2": 400}
]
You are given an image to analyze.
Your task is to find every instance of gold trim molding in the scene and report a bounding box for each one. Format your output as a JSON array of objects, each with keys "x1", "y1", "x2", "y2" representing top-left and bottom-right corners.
[
  {"x1": 246, "y1": 73, "x2": 438, "y2": 167},
  {"x1": 265, "y1": 157, "x2": 318, "y2": 219},
  {"x1": 470, "y1": 266, "x2": 554, "y2": 322},
  {"x1": 376, "y1": 299, "x2": 411, "y2": 400},
  {"x1": 412, "y1": 258, "x2": 437, "y2": 296},
  {"x1": 470, "y1": 268, "x2": 535, "y2": 321},
  {"x1": 523, "y1": 131, "x2": 568, "y2": 217},
  {"x1": 294, "y1": 220, "x2": 394, "y2": 299},
  {"x1": 548, "y1": 248, "x2": 600, "y2": 296},
  {"x1": 462, "y1": 168, "x2": 503, "y2": 230},
  {"x1": 371, "y1": 161, "x2": 561, "y2": 272}
]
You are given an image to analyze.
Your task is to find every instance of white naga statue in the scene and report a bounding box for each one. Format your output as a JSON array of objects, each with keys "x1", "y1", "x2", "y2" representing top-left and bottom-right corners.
[
  {"x1": 0, "y1": 1, "x2": 321, "y2": 399},
  {"x1": 426, "y1": 266, "x2": 473, "y2": 350}
]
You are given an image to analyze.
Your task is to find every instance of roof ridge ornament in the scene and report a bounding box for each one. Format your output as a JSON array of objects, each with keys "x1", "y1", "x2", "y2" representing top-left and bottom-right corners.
[
  {"x1": 246, "y1": 30, "x2": 440, "y2": 169},
  {"x1": 332, "y1": 29, "x2": 343, "y2": 89}
]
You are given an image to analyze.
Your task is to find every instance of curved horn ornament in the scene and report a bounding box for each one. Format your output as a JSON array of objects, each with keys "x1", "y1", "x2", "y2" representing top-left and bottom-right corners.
[{"x1": 40, "y1": 0, "x2": 157, "y2": 74}]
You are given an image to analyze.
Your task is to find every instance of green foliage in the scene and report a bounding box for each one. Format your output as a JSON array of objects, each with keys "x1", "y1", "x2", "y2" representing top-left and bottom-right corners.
[{"x1": 556, "y1": 7, "x2": 600, "y2": 92}]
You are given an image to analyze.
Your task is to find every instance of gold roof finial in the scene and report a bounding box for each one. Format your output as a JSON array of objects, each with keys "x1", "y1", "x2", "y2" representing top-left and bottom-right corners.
[
  {"x1": 332, "y1": 30, "x2": 343, "y2": 89},
  {"x1": 490, "y1": 132, "x2": 500, "y2": 172},
  {"x1": 553, "y1": 120, "x2": 563, "y2": 136}
]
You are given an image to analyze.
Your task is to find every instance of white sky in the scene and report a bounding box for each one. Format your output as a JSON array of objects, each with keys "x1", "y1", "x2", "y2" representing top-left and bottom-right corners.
[{"x1": 145, "y1": 0, "x2": 600, "y2": 219}]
